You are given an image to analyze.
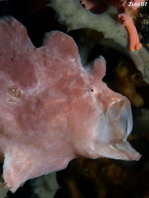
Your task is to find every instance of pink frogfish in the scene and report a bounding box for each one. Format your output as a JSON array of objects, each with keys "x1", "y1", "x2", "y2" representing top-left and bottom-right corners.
[{"x1": 0, "y1": 17, "x2": 140, "y2": 192}]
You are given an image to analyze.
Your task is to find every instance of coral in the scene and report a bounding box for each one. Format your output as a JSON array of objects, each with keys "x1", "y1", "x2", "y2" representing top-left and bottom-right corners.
[
  {"x1": 0, "y1": 181, "x2": 8, "y2": 198},
  {"x1": 0, "y1": 17, "x2": 140, "y2": 193},
  {"x1": 48, "y1": 0, "x2": 149, "y2": 83},
  {"x1": 134, "y1": 108, "x2": 149, "y2": 133},
  {"x1": 118, "y1": 13, "x2": 142, "y2": 51},
  {"x1": 57, "y1": 152, "x2": 149, "y2": 198},
  {"x1": 80, "y1": 0, "x2": 144, "y2": 51},
  {"x1": 139, "y1": 12, "x2": 149, "y2": 49},
  {"x1": 110, "y1": 58, "x2": 146, "y2": 107},
  {"x1": 32, "y1": 173, "x2": 59, "y2": 198}
]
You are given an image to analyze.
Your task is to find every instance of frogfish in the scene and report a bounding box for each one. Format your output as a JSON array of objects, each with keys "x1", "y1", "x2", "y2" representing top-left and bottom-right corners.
[{"x1": 0, "y1": 17, "x2": 140, "y2": 192}]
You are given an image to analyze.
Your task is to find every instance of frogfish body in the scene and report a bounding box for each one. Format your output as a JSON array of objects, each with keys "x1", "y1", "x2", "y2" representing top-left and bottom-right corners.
[{"x1": 0, "y1": 17, "x2": 140, "y2": 192}]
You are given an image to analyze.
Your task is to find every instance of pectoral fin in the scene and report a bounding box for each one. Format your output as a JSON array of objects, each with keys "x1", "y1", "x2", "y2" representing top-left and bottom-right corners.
[{"x1": 99, "y1": 140, "x2": 141, "y2": 161}]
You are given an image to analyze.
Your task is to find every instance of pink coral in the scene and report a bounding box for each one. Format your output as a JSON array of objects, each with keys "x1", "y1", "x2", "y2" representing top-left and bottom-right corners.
[
  {"x1": 0, "y1": 17, "x2": 140, "y2": 192},
  {"x1": 118, "y1": 13, "x2": 142, "y2": 51},
  {"x1": 118, "y1": 0, "x2": 145, "y2": 51}
]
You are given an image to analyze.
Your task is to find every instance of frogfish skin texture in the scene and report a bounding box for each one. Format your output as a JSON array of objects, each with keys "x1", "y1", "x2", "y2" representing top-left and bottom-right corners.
[{"x1": 0, "y1": 17, "x2": 140, "y2": 192}]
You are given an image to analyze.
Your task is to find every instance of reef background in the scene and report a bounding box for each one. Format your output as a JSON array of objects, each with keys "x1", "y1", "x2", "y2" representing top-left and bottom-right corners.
[{"x1": 0, "y1": 0, "x2": 149, "y2": 198}]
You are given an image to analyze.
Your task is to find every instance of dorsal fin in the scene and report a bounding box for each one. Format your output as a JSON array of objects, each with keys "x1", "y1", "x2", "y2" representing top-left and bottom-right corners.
[
  {"x1": 90, "y1": 56, "x2": 106, "y2": 81},
  {"x1": 0, "y1": 17, "x2": 33, "y2": 53},
  {"x1": 43, "y1": 31, "x2": 79, "y2": 60}
]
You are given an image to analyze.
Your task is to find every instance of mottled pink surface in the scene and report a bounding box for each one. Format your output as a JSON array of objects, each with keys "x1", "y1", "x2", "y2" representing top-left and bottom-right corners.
[{"x1": 0, "y1": 17, "x2": 140, "y2": 192}]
